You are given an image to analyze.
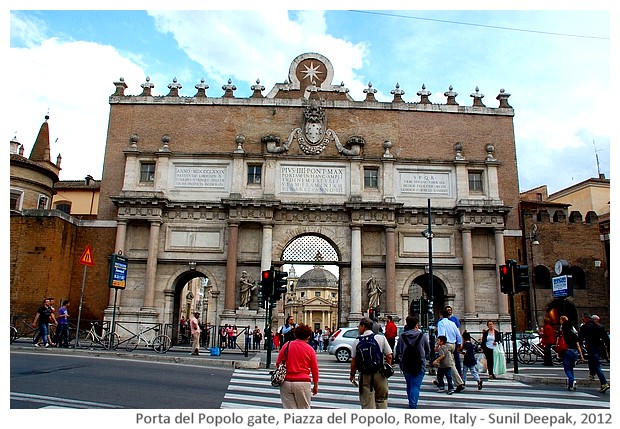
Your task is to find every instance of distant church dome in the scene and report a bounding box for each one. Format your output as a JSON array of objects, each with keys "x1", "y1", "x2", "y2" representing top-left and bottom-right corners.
[{"x1": 297, "y1": 266, "x2": 338, "y2": 289}]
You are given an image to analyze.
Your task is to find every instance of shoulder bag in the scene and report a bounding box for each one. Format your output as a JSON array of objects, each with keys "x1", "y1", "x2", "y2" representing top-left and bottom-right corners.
[{"x1": 270, "y1": 342, "x2": 290, "y2": 387}]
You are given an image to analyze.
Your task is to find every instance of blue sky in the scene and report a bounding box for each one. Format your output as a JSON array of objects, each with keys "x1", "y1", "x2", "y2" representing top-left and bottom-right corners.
[{"x1": 6, "y1": 6, "x2": 613, "y2": 194}]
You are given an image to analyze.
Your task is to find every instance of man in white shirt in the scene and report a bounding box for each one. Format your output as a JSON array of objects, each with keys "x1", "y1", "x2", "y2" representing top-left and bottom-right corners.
[{"x1": 436, "y1": 308, "x2": 464, "y2": 392}]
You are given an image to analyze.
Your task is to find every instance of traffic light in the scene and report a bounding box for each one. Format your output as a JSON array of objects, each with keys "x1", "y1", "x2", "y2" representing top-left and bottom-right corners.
[
  {"x1": 368, "y1": 308, "x2": 375, "y2": 320},
  {"x1": 257, "y1": 287, "x2": 265, "y2": 309},
  {"x1": 514, "y1": 264, "x2": 530, "y2": 293},
  {"x1": 499, "y1": 264, "x2": 513, "y2": 294},
  {"x1": 272, "y1": 270, "x2": 288, "y2": 301},
  {"x1": 260, "y1": 269, "x2": 273, "y2": 299}
]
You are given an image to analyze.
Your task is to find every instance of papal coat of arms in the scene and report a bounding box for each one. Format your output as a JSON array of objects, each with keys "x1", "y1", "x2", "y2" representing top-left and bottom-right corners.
[{"x1": 298, "y1": 100, "x2": 329, "y2": 155}]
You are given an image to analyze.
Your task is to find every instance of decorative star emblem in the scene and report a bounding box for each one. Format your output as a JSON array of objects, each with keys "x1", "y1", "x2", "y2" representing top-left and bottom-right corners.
[{"x1": 302, "y1": 62, "x2": 323, "y2": 82}]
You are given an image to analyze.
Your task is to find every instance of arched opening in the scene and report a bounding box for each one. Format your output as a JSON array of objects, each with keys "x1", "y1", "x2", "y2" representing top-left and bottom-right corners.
[
  {"x1": 281, "y1": 234, "x2": 341, "y2": 331},
  {"x1": 546, "y1": 298, "x2": 578, "y2": 329},
  {"x1": 409, "y1": 274, "x2": 447, "y2": 327},
  {"x1": 534, "y1": 265, "x2": 552, "y2": 289},
  {"x1": 171, "y1": 270, "x2": 208, "y2": 345},
  {"x1": 566, "y1": 266, "x2": 586, "y2": 289}
]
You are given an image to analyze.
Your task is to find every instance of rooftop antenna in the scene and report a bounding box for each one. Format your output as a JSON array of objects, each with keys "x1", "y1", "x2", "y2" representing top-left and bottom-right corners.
[{"x1": 592, "y1": 140, "x2": 602, "y2": 178}]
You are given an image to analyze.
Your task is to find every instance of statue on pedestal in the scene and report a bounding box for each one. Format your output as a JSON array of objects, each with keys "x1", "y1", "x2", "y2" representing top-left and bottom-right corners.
[
  {"x1": 239, "y1": 271, "x2": 257, "y2": 308},
  {"x1": 366, "y1": 276, "x2": 382, "y2": 310}
]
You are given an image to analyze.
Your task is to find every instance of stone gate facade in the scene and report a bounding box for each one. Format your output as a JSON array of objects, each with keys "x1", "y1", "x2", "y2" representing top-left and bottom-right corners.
[{"x1": 99, "y1": 52, "x2": 521, "y2": 332}]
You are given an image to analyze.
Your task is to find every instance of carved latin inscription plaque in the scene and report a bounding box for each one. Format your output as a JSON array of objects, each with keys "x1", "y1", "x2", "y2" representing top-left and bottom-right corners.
[{"x1": 280, "y1": 165, "x2": 346, "y2": 194}]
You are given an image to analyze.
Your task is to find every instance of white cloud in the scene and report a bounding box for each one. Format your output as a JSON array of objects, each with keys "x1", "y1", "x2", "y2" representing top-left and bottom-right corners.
[
  {"x1": 7, "y1": 36, "x2": 146, "y2": 180},
  {"x1": 147, "y1": 10, "x2": 368, "y2": 94},
  {"x1": 10, "y1": 12, "x2": 48, "y2": 48}
]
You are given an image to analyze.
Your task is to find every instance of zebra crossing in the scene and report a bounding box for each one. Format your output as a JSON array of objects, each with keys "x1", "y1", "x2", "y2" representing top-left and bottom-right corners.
[{"x1": 222, "y1": 358, "x2": 610, "y2": 409}]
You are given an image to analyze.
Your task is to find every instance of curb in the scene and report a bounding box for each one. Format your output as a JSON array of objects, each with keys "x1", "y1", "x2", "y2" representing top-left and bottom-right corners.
[{"x1": 11, "y1": 344, "x2": 261, "y2": 370}]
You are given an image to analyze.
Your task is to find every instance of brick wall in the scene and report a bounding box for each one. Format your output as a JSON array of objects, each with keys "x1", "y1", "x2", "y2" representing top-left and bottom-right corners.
[{"x1": 10, "y1": 212, "x2": 116, "y2": 323}]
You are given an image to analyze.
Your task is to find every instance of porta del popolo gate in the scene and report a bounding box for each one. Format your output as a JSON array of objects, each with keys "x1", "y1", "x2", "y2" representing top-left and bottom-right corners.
[{"x1": 98, "y1": 52, "x2": 521, "y2": 334}]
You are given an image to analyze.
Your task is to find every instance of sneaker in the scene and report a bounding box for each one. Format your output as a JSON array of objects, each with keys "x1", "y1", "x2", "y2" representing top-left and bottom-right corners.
[
  {"x1": 44, "y1": 343, "x2": 50, "y2": 348},
  {"x1": 455, "y1": 384, "x2": 465, "y2": 393},
  {"x1": 447, "y1": 390, "x2": 454, "y2": 395},
  {"x1": 600, "y1": 383, "x2": 610, "y2": 393},
  {"x1": 569, "y1": 380, "x2": 577, "y2": 391},
  {"x1": 436, "y1": 387, "x2": 445, "y2": 392},
  {"x1": 478, "y1": 380, "x2": 483, "y2": 390},
  {"x1": 433, "y1": 379, "x2": 439, "y2": 387},
  {"x1": 589, "y1": 374, "x2": 596, "y2": 381}
]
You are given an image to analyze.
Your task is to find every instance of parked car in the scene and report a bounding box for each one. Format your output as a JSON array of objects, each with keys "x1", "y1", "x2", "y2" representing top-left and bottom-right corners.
[
  {"x1": 327, "y1": 327, "x2": 359, "y2": 362},
  {"x1": 327, "y1": 326, "x2": 391, "y2": 362}
]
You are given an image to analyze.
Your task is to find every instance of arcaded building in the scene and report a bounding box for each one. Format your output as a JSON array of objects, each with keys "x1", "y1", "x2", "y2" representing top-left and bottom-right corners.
[{"x1": 98, "y1": 52, "x2": 521, "y2": 333}]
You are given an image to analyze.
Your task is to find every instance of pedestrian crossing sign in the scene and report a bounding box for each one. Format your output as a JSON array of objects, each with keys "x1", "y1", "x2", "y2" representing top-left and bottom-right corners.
[{"x1": 79, "y1": 244, "x2": 95, "y2": 266}]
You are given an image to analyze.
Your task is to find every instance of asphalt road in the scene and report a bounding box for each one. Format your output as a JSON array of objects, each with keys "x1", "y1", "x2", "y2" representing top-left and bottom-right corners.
[{"x1": 10, "y1": 349, "x2": 234, "y2": 409}]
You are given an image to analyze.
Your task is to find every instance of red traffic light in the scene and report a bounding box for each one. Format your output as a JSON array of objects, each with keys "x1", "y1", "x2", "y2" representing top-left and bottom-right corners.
[
  {"x1": 500, "y1": 265, "x2": 509, "y2": 276},
  {"x1": 262, "y1": 270, "x2": 271, "y2": 281}
]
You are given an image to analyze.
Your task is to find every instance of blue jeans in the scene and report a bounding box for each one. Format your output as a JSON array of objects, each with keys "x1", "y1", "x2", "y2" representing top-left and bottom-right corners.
[
  {"x1": 587, "y1": 347, "x2": 607, "y2": 385},
  {"x1": 562, "y1": 349, "x2": 578, "y2": 385},
  {"x1": 436, "y1": 367, "x2": 454, "y2": 390},
  {"x1": 403, "y1": 370, "x2": 426, "y2": 409},
  {"x1": 33, "y1": 323, "x2": 49, "y2": 345}
]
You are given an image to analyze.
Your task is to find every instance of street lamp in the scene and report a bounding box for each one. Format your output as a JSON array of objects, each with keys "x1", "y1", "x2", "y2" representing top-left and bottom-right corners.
[
  {"x1": 422, "y1": 199, "x2": 435, "y2": 370},
  {"x1": 529, "y1": 225, "x2": 540, "y2": 329}
]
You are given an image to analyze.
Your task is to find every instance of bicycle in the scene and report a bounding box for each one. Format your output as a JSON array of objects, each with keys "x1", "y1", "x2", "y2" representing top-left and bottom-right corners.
[
  {"x1": 78, "y1": 321, "x2": 120, "y2": 350},
  {"x1": 124, "y1": 325, "x2": 171, "y2": 354},
  {"x1": 10, "y1": 325, "x2": 18, "y2": 344}
]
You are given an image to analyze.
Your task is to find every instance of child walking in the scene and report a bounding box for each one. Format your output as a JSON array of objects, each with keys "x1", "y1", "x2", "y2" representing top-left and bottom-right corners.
[
  {"x1": 461, "y1": 331, "x2": 483, "y2": 390},
  {"x1": 433, "y1": 335, "x2": 455, "y2": 394}
]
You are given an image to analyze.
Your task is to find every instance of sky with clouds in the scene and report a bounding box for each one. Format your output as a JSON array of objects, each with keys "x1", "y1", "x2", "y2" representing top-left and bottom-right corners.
[{"x1": 6, "y1": 6, "x2": 613, "y2": 195}]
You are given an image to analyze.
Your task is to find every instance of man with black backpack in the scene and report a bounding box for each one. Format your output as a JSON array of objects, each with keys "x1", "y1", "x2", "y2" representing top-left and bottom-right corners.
[
  {"x1": 349, "y1": 317, "x2": 393, "y2": 408},
  {"x1": 395, "y1": 316, "x2": 430, "y2": 408}
]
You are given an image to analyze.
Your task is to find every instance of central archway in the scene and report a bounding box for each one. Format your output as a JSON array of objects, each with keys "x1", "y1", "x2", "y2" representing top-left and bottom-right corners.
[{"x1": 280, "y1": 234, "x2": 342, "y2": 330}]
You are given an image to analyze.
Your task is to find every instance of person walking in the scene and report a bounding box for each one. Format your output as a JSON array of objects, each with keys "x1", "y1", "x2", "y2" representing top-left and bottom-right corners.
[
  {"x1": 281, "y1": 316, "x2": 297, "y2": 345},
  {"x1": 189, "y1": 312, "x2": 201, "y2": 355},
  {"x1": 541, "y1": 317, "x2": 556, "y2": 366},
  {"x1": 461, "y1": 331, "x2": 483, "y2": 390},
  {"x1": 433, "y1": 335, "x2": 455, "y2": 394},
  {"x1": 32, "y1": 298, "x2": 55, "y2": 347},
  {"x1": 558, "y1": 315, "x2": 584, "y2": 391},
  {"x1": 481, "y1": 320, "x2": 502, "y2": 379},
  {"x1": 384, "y1": 315, "x2": 398, "y2": 357},
  {"x1": 322, "y1": 326, "x2": 331, "y2": 352},
  {"x1": 349, "y1": 317, "x2": 393, "y2": 409},
  {"x1": 436, "y1": 308, "x2": 465, "y2": 392},
  {"x1": 444, "y1": 306, "x2": 462, "y2": 377},
  {"x1": 395, "y1": 316, "x2": 430, "y2": 408},
  {"x1": 579, "y1": 313, "x2": 610, "y2": 393},
  {"x1": 55, "y1": 300, "x2": 70, "y2": 348},
  {"x1": 275, "y1": 324, "x2": 319, "y2": 409}
]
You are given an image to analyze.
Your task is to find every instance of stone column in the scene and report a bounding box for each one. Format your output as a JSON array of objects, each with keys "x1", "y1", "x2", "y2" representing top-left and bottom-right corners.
[
  {"x1": 224, "y1": 222, "x2": 240, "y2": 312},
  {"x1": 143, "y1": 220, "x2": 161, "y2": 309},
  {"x1": 385, "y1": 226, "x2": 396, "y2": 315},
  {"x1": 350, "y1": 225, "x2": 362, "y2": 321},
  {"x1": 109, "y1": 219, "x2": 127, "y2": 307},
  {"x1": 461, "y1": 227, "x2": 475, "y2": 315},
  {"x1": 494, "y1": 228, "x2": 508, "y2": 315},
  {"x1": 261, "y1": 223, "x2": 273, "y2": 271}
]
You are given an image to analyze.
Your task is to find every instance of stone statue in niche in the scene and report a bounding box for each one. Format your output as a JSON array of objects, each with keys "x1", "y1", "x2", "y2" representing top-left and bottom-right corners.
[
  {"x1": 239, "y1": 271, "x2": 257, "y2": 308},
  {"x1": 366, "y1": 276, "x2": 382, "y2": 310}
]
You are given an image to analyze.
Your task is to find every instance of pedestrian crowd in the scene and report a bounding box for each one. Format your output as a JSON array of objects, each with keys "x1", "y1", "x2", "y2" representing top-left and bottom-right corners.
[{"x1": 29, "y1": 298, "x2": 610, "y2": 408}]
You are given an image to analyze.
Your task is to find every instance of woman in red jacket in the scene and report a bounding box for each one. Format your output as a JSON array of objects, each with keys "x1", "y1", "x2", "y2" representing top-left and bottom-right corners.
[
  {"x1": 275, "y1": 324, "x2": 319, "y2": 409},
  {"x1": 541, "y1": 317, "x2": 557, "y2": 366}
]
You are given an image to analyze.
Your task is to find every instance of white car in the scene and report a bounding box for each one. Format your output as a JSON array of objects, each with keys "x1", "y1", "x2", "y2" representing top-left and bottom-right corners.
[{"x1": 327, "y1": 326, "x2": 393, "y2": 362}]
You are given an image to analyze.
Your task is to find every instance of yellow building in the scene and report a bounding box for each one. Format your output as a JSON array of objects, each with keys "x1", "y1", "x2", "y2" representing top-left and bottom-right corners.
[{"x1": 52, "y1": 175, "x2": 100, "y2": 219}]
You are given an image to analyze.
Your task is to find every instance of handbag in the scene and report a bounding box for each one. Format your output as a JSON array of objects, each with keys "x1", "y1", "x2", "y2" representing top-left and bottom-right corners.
[
  {"x1": 270, "y1": 343, "x2": 290, "y2": 387},
  {"x1": 381, "y1": 362, "x2": 394, "y2": 378},
  {"x1": 493, "y1": 343, "x2": 507, "y2": 375},
  {"x1": 556, "y1": 331, "x2": 568, "y2": 355}
]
